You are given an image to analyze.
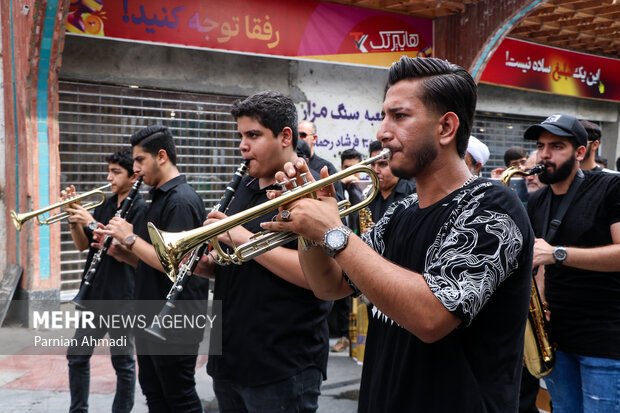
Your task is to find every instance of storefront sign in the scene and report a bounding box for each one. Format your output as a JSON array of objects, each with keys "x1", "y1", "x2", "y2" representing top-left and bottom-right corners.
[
  {"x1": 480, "y1": 37, "x2": 620, "y2": 102},
  {"x1": 66, "y1": 0, "x2": 432, "y2": 67}
]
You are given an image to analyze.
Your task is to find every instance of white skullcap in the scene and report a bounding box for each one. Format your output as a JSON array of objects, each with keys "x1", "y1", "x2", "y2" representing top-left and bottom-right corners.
[{"x1": 467, "y1": 136, "x2": 490, "y2": 165}]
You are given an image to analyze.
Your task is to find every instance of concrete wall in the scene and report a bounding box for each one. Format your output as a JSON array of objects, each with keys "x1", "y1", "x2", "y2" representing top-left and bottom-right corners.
[
  {"x1": 61, "y1": 35, "x2": 620, "y2": 169},
  {"x1": 60, "y1": 35, "x2": 389, "y2": 166}
]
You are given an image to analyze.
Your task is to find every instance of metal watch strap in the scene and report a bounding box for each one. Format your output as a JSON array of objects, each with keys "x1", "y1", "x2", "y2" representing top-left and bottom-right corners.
[{"x1": 322, "y1": 225, "x2": 352, "y2": 258}]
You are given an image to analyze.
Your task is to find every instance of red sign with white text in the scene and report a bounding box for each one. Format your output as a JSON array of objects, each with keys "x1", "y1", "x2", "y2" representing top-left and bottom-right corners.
[
  {"x1": 480, "y1": 38, "x2": 620, "y2": 102},
  {"x1": 66, "y1": 0, "x2": 432, "y2": 67}
]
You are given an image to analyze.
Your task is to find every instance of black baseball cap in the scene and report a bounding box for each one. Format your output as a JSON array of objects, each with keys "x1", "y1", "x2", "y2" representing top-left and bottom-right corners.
[{"x1": 524, "y1": 114, "x2": 587, "y2": 147}]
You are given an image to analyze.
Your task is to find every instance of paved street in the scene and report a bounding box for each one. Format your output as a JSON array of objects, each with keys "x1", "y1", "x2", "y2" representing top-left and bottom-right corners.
[{"x1": 0, "y1": 335, "x2": 362, "y2": 412}]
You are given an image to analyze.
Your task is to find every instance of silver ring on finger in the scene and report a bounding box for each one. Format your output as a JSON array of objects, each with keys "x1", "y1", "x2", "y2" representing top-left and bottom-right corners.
[{"x1": 280, "y1": 210, "x2": 291, "y2": 222}]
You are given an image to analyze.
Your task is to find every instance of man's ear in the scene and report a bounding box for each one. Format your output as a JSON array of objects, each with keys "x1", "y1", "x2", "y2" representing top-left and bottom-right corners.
[
  {"x1": 576, "y1": 145, "x2": 587, "y2": 162},
  {"x1": 437, "y1": 112, "x2": 460, "y2": 147},
  {"x1": 591, "y1": 140, "x2": 600, "y2": 152},
  {"x1": 280, "y1": 126, "x2": 293, "y2": 148},
  {"x1": 157, "y1": 149, "x2": 169, "y2": 165}
]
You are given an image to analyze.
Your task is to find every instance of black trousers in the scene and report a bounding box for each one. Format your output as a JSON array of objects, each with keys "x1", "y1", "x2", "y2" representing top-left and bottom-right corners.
[
  {"x1": 135, "y1": 336, "x2": 203, "y2": 413},
  {"x1": 67, "y1": 325, "x2": 135, "y2": 413}
]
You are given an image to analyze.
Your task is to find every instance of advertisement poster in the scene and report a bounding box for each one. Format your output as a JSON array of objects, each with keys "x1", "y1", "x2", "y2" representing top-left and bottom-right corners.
[
  {"x1": 66, "y1": 0, "x2": 433, "y2": 67},
  {"x1": 480, "y1": 37, "x2": 620, "y2": 102}
]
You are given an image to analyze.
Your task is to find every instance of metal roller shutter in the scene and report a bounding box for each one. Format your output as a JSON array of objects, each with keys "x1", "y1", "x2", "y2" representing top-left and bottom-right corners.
[
  {"x1": 58, "y1": 80, "x2": 244, "y2": 298},
  {"x1": 473, "y1": 112, "x2": 544, "y2": 177}
]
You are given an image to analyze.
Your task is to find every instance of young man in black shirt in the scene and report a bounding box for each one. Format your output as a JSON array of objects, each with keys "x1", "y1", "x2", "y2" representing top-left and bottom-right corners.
[
  {"x1": 102, "y1": 125, "x2": 208, "y2": 412},
  {"x1": 194, "y1": 91, "x2": 330, "y2": 412},
  {"x1": 264, "y1": 56, "x2": 534, "y2": 412},
  {"x1": 524, "y1": 114, "x2": 620, "y2": 413},
  {"x1": 63, "y1": 149, "x2": 147, "y2": 413}
]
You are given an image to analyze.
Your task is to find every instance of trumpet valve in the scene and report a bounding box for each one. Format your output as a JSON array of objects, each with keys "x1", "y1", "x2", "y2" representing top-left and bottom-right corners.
[{"x1": 277, "y1": 180, "x2": 288, "y2": 192}]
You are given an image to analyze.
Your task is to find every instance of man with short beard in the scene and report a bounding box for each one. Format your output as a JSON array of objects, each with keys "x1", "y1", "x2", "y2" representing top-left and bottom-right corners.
[
  {"x1": 264, "y1": 56, "x2": 534, "y2": 412},
  {"x1": 524, "y1": 114, "x2": 620, "y2": 413}
]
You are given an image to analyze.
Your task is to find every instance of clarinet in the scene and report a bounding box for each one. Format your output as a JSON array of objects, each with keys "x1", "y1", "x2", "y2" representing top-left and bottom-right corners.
[
  {"x1": 72, "y1": 177, "x2": 144, "y2": 309},
  {"x1": 144, "y1": 161, "x2": 249, "y2": 340}
]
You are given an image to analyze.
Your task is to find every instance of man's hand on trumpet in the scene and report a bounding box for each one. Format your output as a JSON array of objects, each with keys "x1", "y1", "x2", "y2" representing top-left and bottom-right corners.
[
  {"x1": 261, "y1": 158, "x2": 342, "y2": 244},
  {"x1": 60, "y1": 185, "x2": 95, "y2": 227}
]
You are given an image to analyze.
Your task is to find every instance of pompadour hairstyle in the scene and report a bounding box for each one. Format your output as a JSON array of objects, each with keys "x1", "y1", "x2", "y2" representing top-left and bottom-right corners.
[
  {"x1": 388, "y1": 56, "x2": 477, "y2": 158},
  {"x1": 129, "y1": 125, "x2": 177, "y2": 165}
]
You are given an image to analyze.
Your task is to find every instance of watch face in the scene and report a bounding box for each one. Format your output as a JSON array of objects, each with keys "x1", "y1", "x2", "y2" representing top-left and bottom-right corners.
[
  {"x1": 326, "y1": 229, "x2": 346, "y2": 249},
  {"x1": 554, "y1": 248, "x2": 567, "y2": 261},
  {"x1": 88, "y1": 222, "x2": 97, "y2": 231}
]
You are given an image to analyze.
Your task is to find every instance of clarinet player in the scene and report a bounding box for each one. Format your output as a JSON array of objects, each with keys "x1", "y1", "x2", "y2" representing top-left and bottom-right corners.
[
  {"x1": 100, "y1": 125, "x2": 209, "y2": 412},
  {"x1": 63, "y1": 149, "x2": 147, "y2": 413}
]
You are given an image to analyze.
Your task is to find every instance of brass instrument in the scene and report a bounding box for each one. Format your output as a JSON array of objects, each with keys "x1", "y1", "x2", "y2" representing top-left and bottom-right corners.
[
  {"x1": 10, "y1": 184, "x2": 111, "y2": 230},
  {"x1": 501, "y1": 164, "x2": 554, "y2": 378},
  {"x1": 350, "y1": 184, "x2": 374, "y2": 362},
  {"x1": 358, "y1": 183, "x2": 375, "y2": 234},
  {"x1": 149, "y1": 149, "x2": 392, "y2": 281}
]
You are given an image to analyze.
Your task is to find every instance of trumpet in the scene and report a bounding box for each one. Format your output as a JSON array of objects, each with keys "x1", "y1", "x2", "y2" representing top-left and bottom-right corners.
[
  {"x1": 149, "y1": 148, "x2": 392, "y2": 281},
  {"x1": 10, "y1": 184, "x2": 111, "y2": 230}
]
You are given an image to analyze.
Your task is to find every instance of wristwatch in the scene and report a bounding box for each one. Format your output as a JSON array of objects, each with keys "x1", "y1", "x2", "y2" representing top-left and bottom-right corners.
[
  {"x1": 323, "y1": 225, "x2": 352, "y2": 258},
  {"x1": 87, "y1": 221, "x2": 98, "y2": 232},
  {"x1": 124, "y1": 234, "x2": 137, "y2": 250},
  {"x1": 553, "y1": 246, "x2": 567, "y2": 265}
]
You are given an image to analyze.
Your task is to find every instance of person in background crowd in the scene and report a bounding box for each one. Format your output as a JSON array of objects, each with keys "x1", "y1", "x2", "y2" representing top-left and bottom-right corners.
[
  {"x1": 366, "y1": 139, "x2": 416, "y2": 224},
  {"x1": 579, "y1": 119, "x2": 603, "y2": 172},
  {"x1": 330, "y1": 148, "x2": 364, "y2": 353},
  {"x1": 579, "y1": 119, "x2": 619, "y2": 174},
  {"x1": 491, "y1": 146, "x2": 528, "y2": 178},
  {"x1": 524, "y1": 151, "x2": 545, "y2": 195},
  {"x1": 464, "y1": 135, "x2": 490, "y2": 176},
  {"x1": 298, "y1": 120, "x2": 338, "y2": 176},
  {"x1": 595, "y1": 155, "x2": 608, "y2": 169},
  {"x1": 263, "y1": 56, "x2": 533, "y2": 412},
  {"x1": 525, "y1": 113, "x2": 620, "y2": 413}
]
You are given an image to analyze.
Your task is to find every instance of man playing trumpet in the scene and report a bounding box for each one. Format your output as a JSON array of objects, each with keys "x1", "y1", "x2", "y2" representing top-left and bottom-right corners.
[
  {"x1": 194, "y1": 91, "x2": 331, "y2": 412},
  {"x1": 262, "y1": 57, "x2": 534, "y2": 412},
  {"x1": 62, "y1": 149, "x2": 147, "y2": 413}
]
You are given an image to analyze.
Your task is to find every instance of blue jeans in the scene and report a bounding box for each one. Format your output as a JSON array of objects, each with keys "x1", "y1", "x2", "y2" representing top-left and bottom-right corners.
[
  {"x1": 545, "y1": 350, "x2": 620, "y2": 413},
  {"x1": 213, "y1": 367, "x2": 322, "y2": 413}
]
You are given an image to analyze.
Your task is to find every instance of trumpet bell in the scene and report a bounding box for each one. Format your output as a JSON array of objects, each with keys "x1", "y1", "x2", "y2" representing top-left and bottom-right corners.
[{"x1": 10, "y1": 183, "x2": 111, "y2": 231}]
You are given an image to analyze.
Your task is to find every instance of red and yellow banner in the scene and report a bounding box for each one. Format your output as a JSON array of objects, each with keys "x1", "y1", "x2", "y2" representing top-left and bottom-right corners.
[
  {"x1": 66, "y1": 0, "x2": 433, "y2": 67},
  {"x1": 481, "y1": 37, "x2": 620, "y2": 102}
]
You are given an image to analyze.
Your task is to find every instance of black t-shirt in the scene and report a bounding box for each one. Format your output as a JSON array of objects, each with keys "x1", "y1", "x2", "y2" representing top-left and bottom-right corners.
[
  {"x1": 358, "y1": 178, "x2": 533, "y2": 413},
  {"x1": 309, "y1": 154, "x2": 337, "y2": 176},
  {"x1": 82, "y1": 192, "x2": 147, "y2": 301},
  {"x1": 133, "y1": 175, "x2": 209, "y2": 343},
  {"x1": 527, "y1": 170, "x2": 620, "y2": 360},
  {"x1": 368, "y1": 178, "x2": 416, "y2": 222},
  {"x1": 207, "y1": 175, "x2": 330, "y2": 387}
]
